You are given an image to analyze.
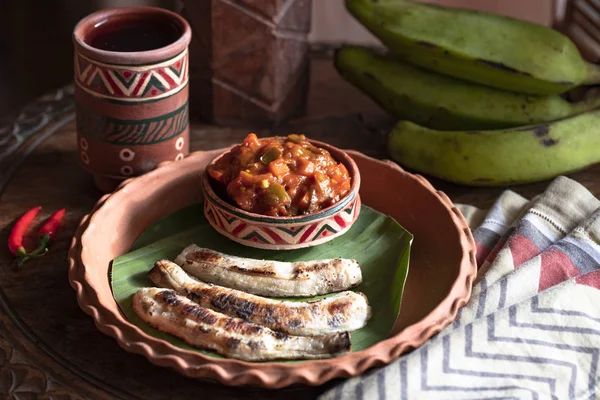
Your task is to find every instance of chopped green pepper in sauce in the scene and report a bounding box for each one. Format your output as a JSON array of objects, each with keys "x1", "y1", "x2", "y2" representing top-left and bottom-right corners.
[{"x1": 207, "y1": 133, "x2": 352, "y2": 217}]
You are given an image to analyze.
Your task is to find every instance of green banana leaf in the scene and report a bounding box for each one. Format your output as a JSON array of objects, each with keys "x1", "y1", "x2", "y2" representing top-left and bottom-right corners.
[{"x1": 111, "y1": 204, "x2": 413, "y2": 362}]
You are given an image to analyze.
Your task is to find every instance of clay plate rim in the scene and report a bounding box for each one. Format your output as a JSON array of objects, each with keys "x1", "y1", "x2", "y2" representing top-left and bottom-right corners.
[{"x1": 67, "y1": 149, "x2": 477, "y2": 389}]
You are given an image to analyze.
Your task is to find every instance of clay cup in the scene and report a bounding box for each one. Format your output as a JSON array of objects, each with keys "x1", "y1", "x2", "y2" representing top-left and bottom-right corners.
[{"x1": 73, "y1": 7, "x2": 191, "y2": 192}]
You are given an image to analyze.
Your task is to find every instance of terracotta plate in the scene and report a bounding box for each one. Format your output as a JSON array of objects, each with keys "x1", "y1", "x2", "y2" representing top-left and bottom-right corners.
[{"x1": 67, "y1": 149, "x2": 477, "y2": 389}]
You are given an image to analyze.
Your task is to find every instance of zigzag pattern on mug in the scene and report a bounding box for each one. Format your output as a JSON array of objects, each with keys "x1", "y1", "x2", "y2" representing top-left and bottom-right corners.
[
  {"x1": 75, "y1": 50, "x2": 188, "y2": 101},
  {"x1": 204, "y1": 197, "x2": 360, "y2": 247}
]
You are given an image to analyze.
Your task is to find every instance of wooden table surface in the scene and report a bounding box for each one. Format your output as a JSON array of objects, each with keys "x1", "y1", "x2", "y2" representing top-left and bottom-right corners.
[{"x1": 1, "y1": 55, "x2": 600, "y2": 399}]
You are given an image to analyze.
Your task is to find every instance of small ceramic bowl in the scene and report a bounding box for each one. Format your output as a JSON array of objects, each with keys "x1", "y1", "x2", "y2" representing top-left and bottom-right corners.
[{"x1": 201, "y1": 139, "x2": 361, "y2": 250}]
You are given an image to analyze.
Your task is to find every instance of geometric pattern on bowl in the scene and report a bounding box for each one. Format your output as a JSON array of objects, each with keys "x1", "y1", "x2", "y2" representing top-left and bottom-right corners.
[{"x1": 203, "y1": 190, "x2": 361, "y2": 250}]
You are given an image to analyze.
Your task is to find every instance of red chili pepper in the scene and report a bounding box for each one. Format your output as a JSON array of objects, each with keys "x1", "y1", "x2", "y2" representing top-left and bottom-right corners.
[
  {"x1": 29, "y1": 208, "x2": 66, "y2": 257},
  {"x1": 8, "y1": 207, "x2": 66, "y2": 267},
  {"x1": 8, "y1": 206, "x2": 42, "y2": 257}
]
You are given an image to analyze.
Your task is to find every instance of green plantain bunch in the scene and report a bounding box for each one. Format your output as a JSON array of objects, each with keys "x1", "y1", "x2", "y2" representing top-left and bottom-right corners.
[{"x1": 339, "y1": 0, "x2": 600, "y2": 186}]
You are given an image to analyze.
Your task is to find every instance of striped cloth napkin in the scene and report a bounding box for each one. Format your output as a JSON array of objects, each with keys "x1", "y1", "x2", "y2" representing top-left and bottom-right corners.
[{"x1": 320, "y1": 176, "x2": 600, "y2": 400}]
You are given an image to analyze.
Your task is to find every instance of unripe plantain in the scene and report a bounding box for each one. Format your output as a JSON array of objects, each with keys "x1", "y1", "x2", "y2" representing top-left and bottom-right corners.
[
  {"x1": 346, "y1": 0, "x2": 600, "y2": 95},
  {"x1": 388, "y1": 111, "x2": 600, "y2": 186},
  {"x1": 335, "y1": 46, "x2": 600, "y2": 130}
]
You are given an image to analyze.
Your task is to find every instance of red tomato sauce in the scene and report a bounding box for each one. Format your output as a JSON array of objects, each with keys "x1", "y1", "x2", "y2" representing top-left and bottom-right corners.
[{"x1": 207, "y1": 134, "x2": 352, "y2": 217}]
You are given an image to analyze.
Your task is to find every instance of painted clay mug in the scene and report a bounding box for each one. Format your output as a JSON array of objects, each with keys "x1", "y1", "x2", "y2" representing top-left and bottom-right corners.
[{"x1": 73, "y1": 7, "x2": 191, "y2": 192}]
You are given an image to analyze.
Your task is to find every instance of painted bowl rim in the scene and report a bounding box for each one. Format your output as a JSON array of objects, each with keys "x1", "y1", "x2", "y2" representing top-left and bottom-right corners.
[{"x1": 202, "y1": 137, "x2": 361, "y2": 224}]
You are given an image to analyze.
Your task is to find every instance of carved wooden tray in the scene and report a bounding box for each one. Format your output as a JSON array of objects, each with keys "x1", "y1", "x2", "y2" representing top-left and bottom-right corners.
[{"x1": 5, "y1": 57, "x2": 600, "y2": 398}]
